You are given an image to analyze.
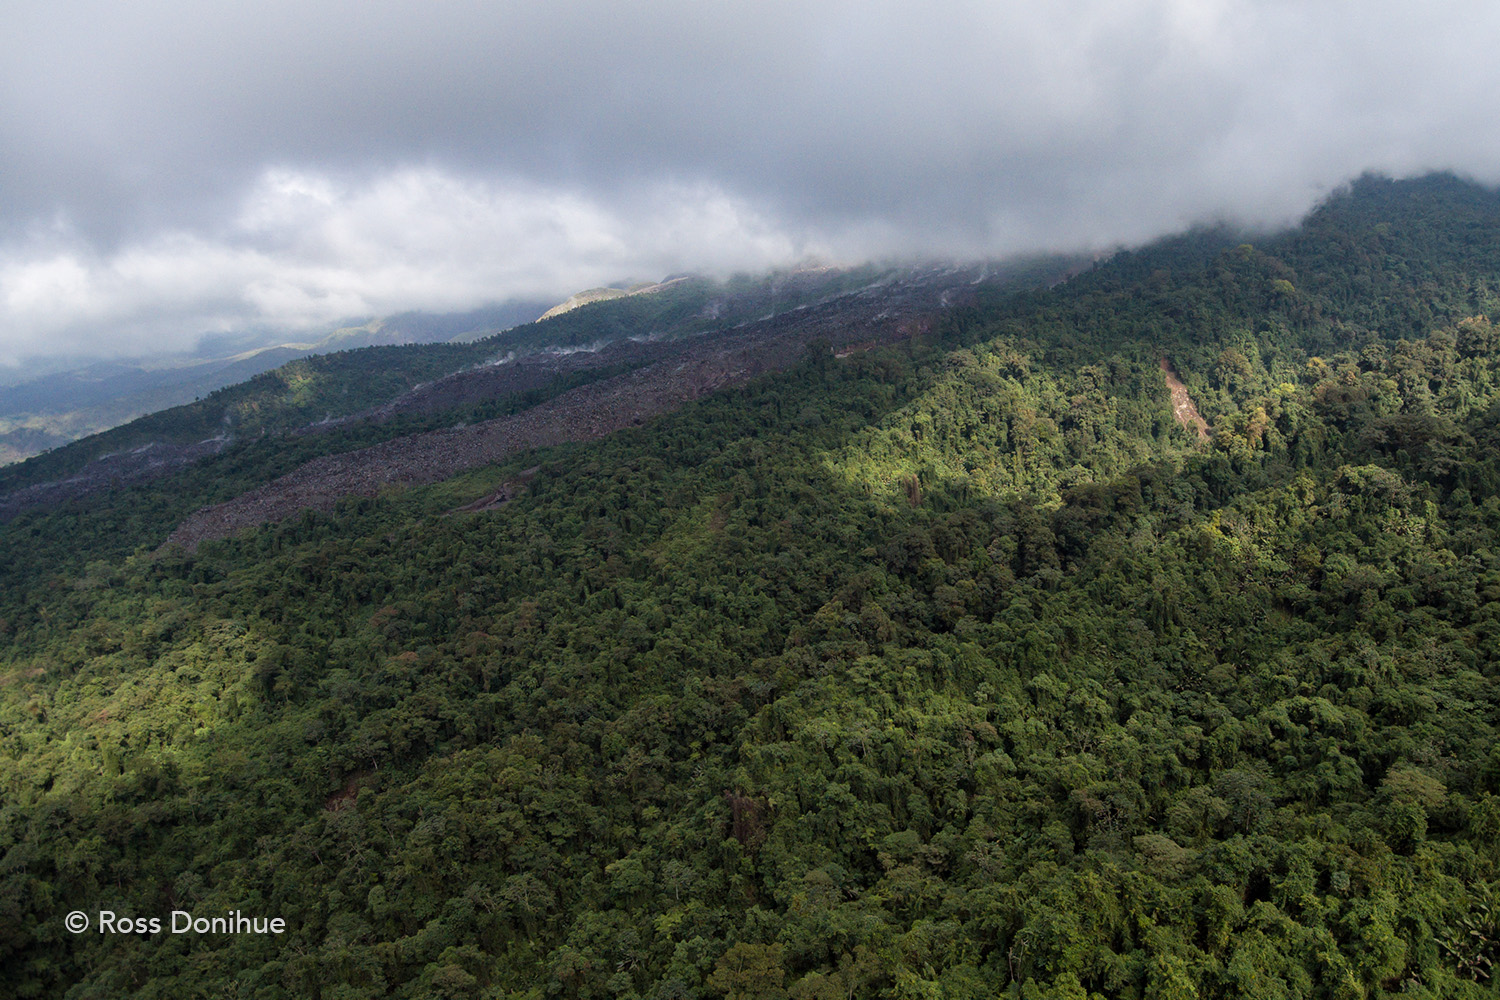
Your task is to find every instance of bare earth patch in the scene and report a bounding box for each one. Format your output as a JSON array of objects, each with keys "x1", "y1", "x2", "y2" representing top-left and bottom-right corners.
[{"x1": 1160, "y1": 358, "x2": 1210, "y2": 442}]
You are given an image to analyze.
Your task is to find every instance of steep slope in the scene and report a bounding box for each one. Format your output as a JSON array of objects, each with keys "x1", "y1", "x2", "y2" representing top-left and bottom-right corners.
[
  {"x1": 0, "y1": 260, "x2": 1049, "y2": 523},
  {"x1": 3, "y1": 175, "x2": 1500, "y2": 999},
  {"x1": 166, "y1": 265, "x2": 975, "y2": 548}
]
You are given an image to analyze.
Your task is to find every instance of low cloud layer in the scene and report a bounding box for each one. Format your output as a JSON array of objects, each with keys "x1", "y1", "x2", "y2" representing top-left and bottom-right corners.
[
  {"x1": 4, "y1": 0, "x2": 1500, "y2": 362},
  {"x1": 0, "y1": 171, "x2": 815, "y2": 363}
]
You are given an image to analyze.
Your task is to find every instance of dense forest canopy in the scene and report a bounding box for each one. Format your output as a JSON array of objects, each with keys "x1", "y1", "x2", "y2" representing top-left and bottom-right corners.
[{"x1": 3, "y1": 173, "x2": 1500, "y2": 998}]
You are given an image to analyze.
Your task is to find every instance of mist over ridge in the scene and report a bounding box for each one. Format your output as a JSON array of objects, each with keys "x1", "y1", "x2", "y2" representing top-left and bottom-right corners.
[{"x1": 5, "y1": 1, "x2": 1500, "y2": 364}]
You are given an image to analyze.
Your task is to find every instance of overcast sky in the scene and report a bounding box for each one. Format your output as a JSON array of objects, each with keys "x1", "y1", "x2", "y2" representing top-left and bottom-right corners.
[{"x1": 3, "y1": 0, "x2": 1500, "y2": 364}]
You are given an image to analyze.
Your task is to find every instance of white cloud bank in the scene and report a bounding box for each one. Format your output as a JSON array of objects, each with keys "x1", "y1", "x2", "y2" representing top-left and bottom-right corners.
[{"x1": 0, "y1": 170, "x2": 818, "y2": 364}]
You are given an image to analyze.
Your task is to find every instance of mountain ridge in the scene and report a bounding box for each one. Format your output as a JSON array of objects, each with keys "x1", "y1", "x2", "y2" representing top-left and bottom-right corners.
[{"x1": 0, "y1": 258, "x2": 1077, "y2": 520}]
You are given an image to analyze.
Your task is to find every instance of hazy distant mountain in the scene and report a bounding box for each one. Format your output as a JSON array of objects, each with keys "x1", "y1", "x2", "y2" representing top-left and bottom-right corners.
[{"x1": 0, "y1": 299, "x2": 551, "y2": 465}]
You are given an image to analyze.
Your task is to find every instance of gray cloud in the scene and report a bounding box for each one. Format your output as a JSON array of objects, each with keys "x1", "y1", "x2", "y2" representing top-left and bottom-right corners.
[
  {"x1": 0, "y1": 172, "x2": 816, "y2": 364},
  {"x1": 4, "y1": 0, "x2": 1500, "y2": 360}
]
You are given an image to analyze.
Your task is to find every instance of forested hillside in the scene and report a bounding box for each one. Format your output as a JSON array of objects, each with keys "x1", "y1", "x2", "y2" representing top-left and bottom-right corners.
[
  {"x1": 0, "y1": 269, "x2": 820, "y2": 488},
  {"x1": 3, "y1": 173, "x2": 1500, "y2": 998}
]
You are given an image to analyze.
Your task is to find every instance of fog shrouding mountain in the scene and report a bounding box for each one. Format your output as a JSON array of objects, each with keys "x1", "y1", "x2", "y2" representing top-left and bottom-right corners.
[{"x1": 5, "y1": 1, "x2": 1500, "y2": 364}]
